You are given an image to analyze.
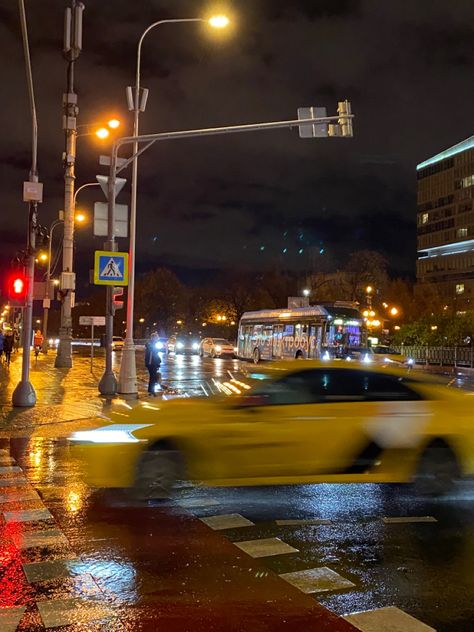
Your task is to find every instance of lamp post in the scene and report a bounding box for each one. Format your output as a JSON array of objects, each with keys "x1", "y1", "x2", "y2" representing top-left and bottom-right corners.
[{"x1": 118, "y1": 15, "x2": 229, "y2": 394}]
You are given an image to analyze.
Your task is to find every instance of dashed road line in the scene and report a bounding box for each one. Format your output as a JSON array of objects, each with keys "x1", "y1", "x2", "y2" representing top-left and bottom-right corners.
[
  {"x1": 233, "y1": 537, "x2": 299, "y2": 558},
  {"x1": 279, "y1": 567, "x2": 356, "y2": 594},
  {"x1": 199, "y1": 513, "x2": 255, "y2": 530},
  {"x1": 343, "y1": 606, "x2": 435, "y2": 631},
  {"x1": 382, "y1": 516, "x2": 437, "y2": 524}
]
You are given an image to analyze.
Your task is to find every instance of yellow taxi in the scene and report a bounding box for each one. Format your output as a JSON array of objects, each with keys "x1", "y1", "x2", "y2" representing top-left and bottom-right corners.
[{"x1": 70, "y1": 362, "x2": 474, "y2": 498}]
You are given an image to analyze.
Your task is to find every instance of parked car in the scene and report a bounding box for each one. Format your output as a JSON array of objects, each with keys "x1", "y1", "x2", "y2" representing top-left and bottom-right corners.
[
  {"x1": 371, "y1": 345, "x2": 415, "y2": 367},
  {"x1": 71, "y1": 361, "x2": 474, "y2": 499},
  {"x1": 167, "y1": 334, "x2": 200, "y2": 355},
  {"x1": 200, "y1": 337, "x2": 236, "y2": 358},
  {"x1": 112, "y1": 336, "x2": 124, "y2": 351}
]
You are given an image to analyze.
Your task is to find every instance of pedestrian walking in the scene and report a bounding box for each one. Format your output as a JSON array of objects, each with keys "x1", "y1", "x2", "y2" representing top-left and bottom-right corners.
[
  {"x1": 33, "y1": 329, "x2": 44, "y2": 358},
  {"x1": 13, "y1": 329, "x2": 20, "y2": 352},
  {"x1": 145, "y1": 332, "x2": 162, "y2": 396},
  {"x1": 0, "y1": 331, "x2": 4, "y2": 361},
  {"x1": 3, "y1": 332, "x2": 13, "y2": 366}
]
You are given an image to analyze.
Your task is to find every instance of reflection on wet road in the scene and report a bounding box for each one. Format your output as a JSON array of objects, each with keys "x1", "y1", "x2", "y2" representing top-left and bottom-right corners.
[{"x1": 1, "y1": 355, "x2": 473, "y2": 630}]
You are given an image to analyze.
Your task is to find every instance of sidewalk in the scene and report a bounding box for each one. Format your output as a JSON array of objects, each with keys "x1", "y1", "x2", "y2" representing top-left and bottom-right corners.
[{"x1": 0, "y1": 350, "x2": 115, "y2": 436}]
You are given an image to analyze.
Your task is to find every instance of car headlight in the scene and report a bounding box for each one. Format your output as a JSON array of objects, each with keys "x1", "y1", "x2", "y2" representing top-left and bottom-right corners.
[
  {"x1": 363, "y1": 354, "x2": 372, "y2": 363},
  {"x1": 70, "y1": 423, "x2": 152, "y2": 444},
  {"x1": 155, "y1": 341, "x2": 163, "y2": 350},
  {"x1": 234, "y1": 346, "x2": 238, "y2": 353},
  {"x1": 176, "y1": 342, "x2": 184, "y2": 350},
  {"x1": 192, "y1": 342, "x2": 199, "y2": 350},
  {"x1": 215, "y1": 345, "x2": 222, "y2": 352},
  {"x1": 384, "y1": 357, "x2": 394, "y2": 363},
  {"x1": 49, "y1": 338, "x2": 53, "y2": 345}
]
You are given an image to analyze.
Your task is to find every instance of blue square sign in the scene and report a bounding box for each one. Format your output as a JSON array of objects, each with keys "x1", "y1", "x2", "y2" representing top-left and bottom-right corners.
[{"x1": 94, "y1": 250, "x2": 129, "y2": 286}]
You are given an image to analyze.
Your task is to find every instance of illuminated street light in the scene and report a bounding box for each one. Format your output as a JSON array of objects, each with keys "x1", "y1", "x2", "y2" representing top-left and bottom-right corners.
[
  {"x1": 366, "y1": 285, "x2": 373, "y2": 294},
  {"x1": 176, "y1": 319, "x2": 183, "y2": 325},
  {"x1": 303, "y1": 288, "x2": 310, "y2": 297},
  {"x1": 95, "y1": 127, "x2": 110, "y2": 140},
  {"x1": 139, "y1": 317, "x2": 145, "y2": 323},
  {"x1": 107, "y1": 118, "x2": 120, "y2": 129},
  {"x1": 390, "y1": 307, "x2": 399, "y2": 316},
  {"x1": 208, "y1": 15, "x2": 230, "y2": 29},
  {"x1": 75, "y1": 212, "x2": 86, "y2": 223}
]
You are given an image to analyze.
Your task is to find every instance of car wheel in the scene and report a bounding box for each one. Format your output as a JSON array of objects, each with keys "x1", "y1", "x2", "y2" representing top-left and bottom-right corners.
[
  {"x1": 133, "y1": 448, "x2": 184, "y2": 500},
  {"x1": 414, "y1": 440, "x2": 460, "y2": 496},
  {"x1": 253, "y1": 348, "x2": 260, "y2": 364}
]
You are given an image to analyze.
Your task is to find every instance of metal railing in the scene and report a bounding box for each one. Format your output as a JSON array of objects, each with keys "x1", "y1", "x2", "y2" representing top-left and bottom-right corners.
[{"x1": 395, "y1": 345, "x2": 474, "y2": 368}]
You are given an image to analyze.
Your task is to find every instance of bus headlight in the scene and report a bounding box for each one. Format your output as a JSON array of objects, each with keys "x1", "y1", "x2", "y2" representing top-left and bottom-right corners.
[
  {"x1": 155, "y1": 341, "x2": 164, "y2": 350},
  {"x1": 407, "y1": 358, "x2": 414, "y2": 366},
  {"x1": 176, "y1": 342, "x2": 184, "y2": 350},
  {"x1": 192, "y1": 342, "x2": 199, "y2": 350}
]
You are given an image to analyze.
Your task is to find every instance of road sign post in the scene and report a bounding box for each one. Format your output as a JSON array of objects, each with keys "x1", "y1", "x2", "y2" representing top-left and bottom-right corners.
[{"x1": 79, "y1": 315, "x2": 106, "y2": 372}]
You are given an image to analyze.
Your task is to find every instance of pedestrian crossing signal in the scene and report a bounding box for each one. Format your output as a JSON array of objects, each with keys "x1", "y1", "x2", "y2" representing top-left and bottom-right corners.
[{"x1": 8, "y1": 274, "x2": 27, "y2": 307}]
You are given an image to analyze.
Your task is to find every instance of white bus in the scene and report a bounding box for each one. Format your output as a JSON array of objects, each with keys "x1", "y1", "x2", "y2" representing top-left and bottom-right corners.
[{"x1": 237, "y1": 302, "x2": 366, "y2": 363}]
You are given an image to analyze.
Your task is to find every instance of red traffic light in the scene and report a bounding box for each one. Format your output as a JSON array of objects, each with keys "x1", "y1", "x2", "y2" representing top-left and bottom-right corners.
[{"x1": 8, "y1": 274, "x2": 27, "y2": 307}]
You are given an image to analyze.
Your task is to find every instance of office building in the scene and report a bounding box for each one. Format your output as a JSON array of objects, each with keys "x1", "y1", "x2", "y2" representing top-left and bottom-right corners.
[{"x1": 416, "y1": 135, "x2": 474, "y2": 312}]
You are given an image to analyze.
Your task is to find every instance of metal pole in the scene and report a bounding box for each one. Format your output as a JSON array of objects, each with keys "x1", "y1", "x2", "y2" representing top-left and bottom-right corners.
[
  {"x1": 118, "y1": 18, "x2": 203, "y2": 395},
  {"x1": 13, "y1": 0, "x2": 38, "y2": 407},
  {"x1": 56, "y1": 1, "x2": 84, "y2": 368},
  {"x1": 90, "y1": 322, "x2": 94, "y2": 372},
  {"x1": 42, "y1": 219, "x2": 62, "y2": 353},
  {"x1": 98, "y1": 151, "x2": 118, "y2": 395}
]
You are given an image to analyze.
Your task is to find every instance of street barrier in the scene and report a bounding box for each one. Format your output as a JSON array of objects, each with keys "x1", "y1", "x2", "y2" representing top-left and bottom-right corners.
[{"x1": 395, "y1": 345, "x2": 474, "y2": 368}]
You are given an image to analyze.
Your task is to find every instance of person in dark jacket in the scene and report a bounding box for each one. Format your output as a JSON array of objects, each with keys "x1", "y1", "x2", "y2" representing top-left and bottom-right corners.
[
  {"x1": 145, "y1": 332, "x2": 162, "y2": 396},
  {"x1": 3, "y1": 332, "x2": 13, "y2": 365}
]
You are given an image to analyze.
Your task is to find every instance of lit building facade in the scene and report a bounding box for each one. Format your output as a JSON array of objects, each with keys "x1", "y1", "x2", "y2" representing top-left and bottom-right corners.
[{"x1": 416, "y1": 136, "x2": 474, "y2": 312}]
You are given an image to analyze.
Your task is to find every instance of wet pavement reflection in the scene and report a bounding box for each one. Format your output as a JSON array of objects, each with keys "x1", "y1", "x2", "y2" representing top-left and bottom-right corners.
[{"x1": 1, "y1": 353, "x2": 473, "y2": 630}]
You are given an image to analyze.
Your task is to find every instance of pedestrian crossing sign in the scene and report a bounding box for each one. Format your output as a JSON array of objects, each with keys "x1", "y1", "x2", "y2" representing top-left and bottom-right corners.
[{"x1": 94, "y1": 250, "x2": 129, "y2": 286}]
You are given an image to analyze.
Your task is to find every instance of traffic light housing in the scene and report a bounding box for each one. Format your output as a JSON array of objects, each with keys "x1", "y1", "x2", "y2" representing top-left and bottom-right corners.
[
  {"x1": 337, "y1": 99, "x2": 353, "y2": 137},
  {"x1": 8, "y1": 274, "x2": 28, "y2": 307},
  {"x1": 112, "y1": 286, "x2": 124, "y2": 314}
]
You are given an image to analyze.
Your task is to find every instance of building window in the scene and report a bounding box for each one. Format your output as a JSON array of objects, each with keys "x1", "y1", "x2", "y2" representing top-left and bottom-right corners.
[
  {"x1": 457, "y1": 227, "x2": 468, "y2": 238},
  {"x1": 421, "y1": 212, "x2": 429, "y2": 224},
  {"x1": 456, "y1": 283, "x2": 465, "y2": 295},
  {"x1": 461, "y1": 174, "x2": 474, "y2": 188}
]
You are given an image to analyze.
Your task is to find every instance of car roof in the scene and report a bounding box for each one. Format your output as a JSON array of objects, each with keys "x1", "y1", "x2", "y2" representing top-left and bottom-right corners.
[{"x1": 241, "y1": 360, "x2": 447, "y2": 384}]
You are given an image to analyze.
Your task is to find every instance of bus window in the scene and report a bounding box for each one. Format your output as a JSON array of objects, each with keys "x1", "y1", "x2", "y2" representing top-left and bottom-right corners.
[{"x1": 272, "y1": 325, "x2": 283, "y2": 358}]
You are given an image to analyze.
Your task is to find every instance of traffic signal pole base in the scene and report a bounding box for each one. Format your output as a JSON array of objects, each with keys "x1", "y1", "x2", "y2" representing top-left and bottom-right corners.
[
  {"x1": 98, "y1": 370, "x2": 118, "y2": 397},
  {"x1": 55, "y1": 336, "x2": 73, "y2": 368},
  {"x1": 12, "y1": 380, "x2": 36, "y2": 407},
  {"x1": 118, "y1": 342, "x2": 138, "y2": 395}
]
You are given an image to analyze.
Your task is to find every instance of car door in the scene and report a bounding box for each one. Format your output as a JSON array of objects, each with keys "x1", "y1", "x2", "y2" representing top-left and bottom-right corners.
[{"x1": 202, "y1": 368, "x2": 368, "y2": 481}]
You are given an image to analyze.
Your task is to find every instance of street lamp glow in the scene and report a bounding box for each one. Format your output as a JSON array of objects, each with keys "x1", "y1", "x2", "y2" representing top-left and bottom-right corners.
[
  {"x1": 39, "y1": 253, "x2": 48, "y2": 262},
  {"x1": 209, "y1": 15, "x2": 229, "y2": 28},
  {"x1": 95, "y1": 127, "x2": 110, "y2": 140},
  {"x1": 366, "y1": 285, "x2": 373, "y2": 294},
  {"x1": 139, "y1": 317, "x2": 145, "y2": 324},
  {"x1": 303, "y1": 288, "x2": 310, "y2": 297},
  {"x1": 75, "y1": 213, "x2": 86, "y2": 223},
  {"x1": 107, "y1": 119, "x2": 120, "y2": 129},
  {"x1": 390, "y1": 307, "x2": 399, "y2": 316}
]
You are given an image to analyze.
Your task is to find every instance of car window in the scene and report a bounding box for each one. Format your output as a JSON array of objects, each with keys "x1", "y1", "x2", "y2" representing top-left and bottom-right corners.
[{"x1": 251, "y1": 368, "x2": 421, "y2": 406}]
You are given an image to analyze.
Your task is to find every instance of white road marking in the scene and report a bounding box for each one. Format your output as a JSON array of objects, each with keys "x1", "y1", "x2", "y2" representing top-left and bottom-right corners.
[
  {"x1": 199, "y1": 513, "x2": 255, "y2": 530},
  {"x1": 234, "y1": 537, "x2": 299, "y2": 558},
  {"x1": 343, "y1": 606, "x2": 435, "y2": 631},
  {"x1": 3, "y1": 508, "x2": 53, "y2": 523},
  {"x1": 37, "y1": 597, "x2": 116, "y2": 629},
  {"x1": 383, "y1": 516, "x2": 437, "y2": 524},
  {"x1": 279, "y1": 566, "x2": 355, "y2": 593},
  {"x1": 0, "y1": 605, "x2": 26, "y2": 632}
]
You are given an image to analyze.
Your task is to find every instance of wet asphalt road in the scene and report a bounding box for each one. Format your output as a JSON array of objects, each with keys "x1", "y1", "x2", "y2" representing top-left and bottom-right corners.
[{"x1": 1, "y1": 352, "x2": 474, "y2": 630}]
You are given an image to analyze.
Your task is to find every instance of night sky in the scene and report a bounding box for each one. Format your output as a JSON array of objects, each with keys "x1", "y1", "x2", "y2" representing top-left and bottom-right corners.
[{"x1": 1, "y1": 0, "x2": 473, "y2": 291}]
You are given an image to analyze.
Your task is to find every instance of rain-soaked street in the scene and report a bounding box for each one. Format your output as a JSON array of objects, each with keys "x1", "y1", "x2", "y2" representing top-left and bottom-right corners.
[{"x1": 1, "y1": 349, "x2": 474, "y2": 630}]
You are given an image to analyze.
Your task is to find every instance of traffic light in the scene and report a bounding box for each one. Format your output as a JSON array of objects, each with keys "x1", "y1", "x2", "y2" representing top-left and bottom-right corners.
[
  {"x1": 112, "y1": 286, "x2": 124, "y2": 314},
  {"x1": 8, "y1": 274, "x2": 28, "y2": 307},
  {"x1": 337, "y1": 99, "x2": 353, "y2": 137}
]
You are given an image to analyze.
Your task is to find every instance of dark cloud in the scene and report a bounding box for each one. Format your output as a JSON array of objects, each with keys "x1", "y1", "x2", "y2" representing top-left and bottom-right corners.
[{"x1": 1, "y1": 0, "x2": 473, "y2": 289}]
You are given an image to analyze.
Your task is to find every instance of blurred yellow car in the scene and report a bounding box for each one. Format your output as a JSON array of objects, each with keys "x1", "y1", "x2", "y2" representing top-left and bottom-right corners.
[{"x1": 70, "y1": 362, "x2": 474, "y2": 498}]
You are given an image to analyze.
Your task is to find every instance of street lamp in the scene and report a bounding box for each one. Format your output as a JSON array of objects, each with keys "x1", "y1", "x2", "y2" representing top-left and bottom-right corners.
[
  {"x1": 117, "y1": 14, "x2": 229, "y2": 395},
  {"x1": 303, "y1": 288, "x2": 310, "y2": 297}
]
